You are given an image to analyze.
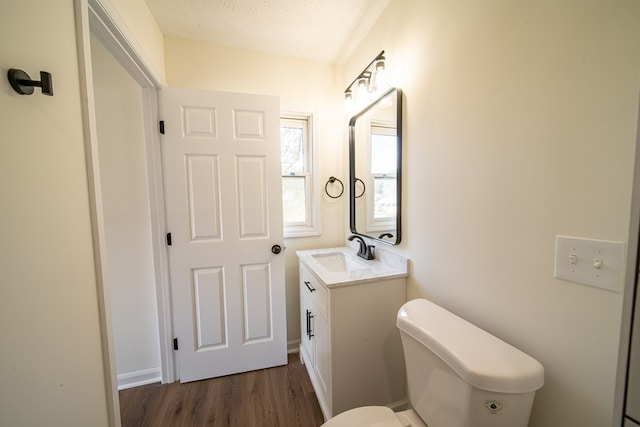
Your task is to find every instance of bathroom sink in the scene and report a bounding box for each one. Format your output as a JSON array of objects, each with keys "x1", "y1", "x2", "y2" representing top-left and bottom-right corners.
[
  {"x1": 311, "y1": 252, "x2": 369, "y2": 272},
  {"x1": 297, "y1": 247, "x2": 408, "y2": 287}
]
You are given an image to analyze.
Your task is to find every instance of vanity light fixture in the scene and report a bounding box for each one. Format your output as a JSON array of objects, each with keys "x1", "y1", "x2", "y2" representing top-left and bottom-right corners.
[{"x1": 344, "y1": 50, "x2": 388, "y2": 109}]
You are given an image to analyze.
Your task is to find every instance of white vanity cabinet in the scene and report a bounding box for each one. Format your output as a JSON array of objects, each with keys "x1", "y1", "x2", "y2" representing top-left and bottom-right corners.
[
  {"x1": 299, "y1": 265, "x2": 331, "y2": 403},
  {"x1": 297, "y1": 248, "x2": 407, "y2": 420}
]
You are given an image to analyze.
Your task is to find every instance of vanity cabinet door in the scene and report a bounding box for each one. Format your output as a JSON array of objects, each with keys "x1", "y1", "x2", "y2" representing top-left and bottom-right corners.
[
  {"x1": 299, "y1": 265, "x2": 332, "y2": 417},
  {"x1": 313, "y1": 307, "x2": 331, "y2": 403},
  {"x1": 299, "y1": 291, "x2": 314, "y2": 366}
]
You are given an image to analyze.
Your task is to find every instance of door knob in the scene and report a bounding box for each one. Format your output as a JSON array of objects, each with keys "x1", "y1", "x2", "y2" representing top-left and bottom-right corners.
[{"x1": 271, "y1": 244, "x2": 282, "y2": 254}]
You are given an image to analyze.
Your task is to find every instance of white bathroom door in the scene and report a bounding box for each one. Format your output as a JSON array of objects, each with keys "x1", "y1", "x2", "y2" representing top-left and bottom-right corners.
[{"x1": 160, "y1": 87, "x2": 287, "y2": 383}]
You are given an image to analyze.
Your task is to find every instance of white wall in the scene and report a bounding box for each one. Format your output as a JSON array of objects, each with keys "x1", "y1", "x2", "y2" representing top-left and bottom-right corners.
[
  {"x1": 164, "y1": 38, "x2": 347, "y2": 346},
  {"x1": 91, "y1": 34, "x2": 161, "y2": 388},
  {"x1": 0, "y1": 0, "x2": 109, "y2": 425},
  {"x1": 343, "y1": 0, "x2": 640, "y2": 426}
]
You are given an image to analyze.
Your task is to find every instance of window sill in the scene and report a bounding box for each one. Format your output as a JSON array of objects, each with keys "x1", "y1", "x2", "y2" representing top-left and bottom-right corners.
[{"x1": 284, "y1": 228, "x2": 321, "y2": 239}]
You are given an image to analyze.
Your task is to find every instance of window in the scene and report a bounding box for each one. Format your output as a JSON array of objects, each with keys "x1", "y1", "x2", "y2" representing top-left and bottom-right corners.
[
  {"x1": 367, "y1": 121, "x2": 397, "y2": 231},
  {"x1": 281, "y1": 113, "x2": 318, "y2": 237}
]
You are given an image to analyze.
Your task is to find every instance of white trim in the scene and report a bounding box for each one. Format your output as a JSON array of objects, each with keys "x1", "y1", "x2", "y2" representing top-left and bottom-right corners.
[
  {"x1": 140, "y1": 89, "x2": 175, "y2": 383},
  {"x1": 87, "y1": 0, "x2": 165, "y2": 88},
  {"x1": 613, "y1": 91, "x2": 640, "y2": 425},
  {"x1": 74, "y1": 1, "x2": 121, "y2": 425},
  {"x1": 76, "y1": 0, "x2": 174, "y2": 424},
  {"x1": 86, "y1": 0, "x2": 174, "y2": 383},
  {"x1": 281, "y1": 111, "x2": 322, "y2": 238},
  {"x1": 287, "y1": 339, "x2": 301, "y2": 354},
  {"x1": 86, "y1": 1, "x2": 174, "y2": 386},
  {"x1": 117, "y1": 368, "x2": 162, "y2": 390}
]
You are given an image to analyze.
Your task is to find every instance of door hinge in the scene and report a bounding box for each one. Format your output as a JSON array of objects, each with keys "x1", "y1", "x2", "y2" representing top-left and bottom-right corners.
[
  {"x1": 166, "y1": 232, "x2": 172, "y2": 246},
  {"x1": 173, "y1": 338, "x2": 179, "y2": 351},
  {"x1": 159, "y1": 120, "x2": 165, "y2": 134}
]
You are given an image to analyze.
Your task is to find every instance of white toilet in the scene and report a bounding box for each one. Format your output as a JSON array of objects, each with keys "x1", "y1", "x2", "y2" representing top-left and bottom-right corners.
[{"x1": 322, "y1": 298, "x2": 544, "y2": 427}]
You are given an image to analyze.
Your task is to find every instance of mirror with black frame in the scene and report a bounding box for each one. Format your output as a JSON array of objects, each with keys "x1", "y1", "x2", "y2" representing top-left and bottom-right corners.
[{"x1": 349, "y1": 87, "x2": 402, "y2": 245}]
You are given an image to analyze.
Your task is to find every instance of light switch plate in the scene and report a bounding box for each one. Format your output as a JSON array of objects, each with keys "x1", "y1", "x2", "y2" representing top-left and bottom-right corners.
[{"x1": 554, "y1": 235, "x2": 625, "y2": 293}]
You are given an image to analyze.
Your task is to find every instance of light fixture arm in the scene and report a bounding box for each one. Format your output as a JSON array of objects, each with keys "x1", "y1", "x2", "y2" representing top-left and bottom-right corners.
[{"x1": 344, "y1": 50, "x2": 385, "y2": 95}]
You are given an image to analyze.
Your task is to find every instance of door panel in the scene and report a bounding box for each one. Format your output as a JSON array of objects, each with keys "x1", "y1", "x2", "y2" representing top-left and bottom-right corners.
[
  {"x1": 236, "y1": 156, "x2": 268, "y2": 237},
  {"x1": 186, "y1": 155, "x2": 221, "y2": 240},
  {"x1": 192, "y1": 267, "x2": 226, "y2": 350},
  {"x1": 161, "y1": 88, "x2": 286, "y2": 383},
  {"x1": 183, "y1": 106, "x2": 217, "y2": 138},
  {"x1": 242, "y1": 263, "x2": 272, "y2": 342}
]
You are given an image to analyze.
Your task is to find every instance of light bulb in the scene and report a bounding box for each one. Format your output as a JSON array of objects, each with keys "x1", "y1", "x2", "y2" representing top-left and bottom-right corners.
[
  {"x1": 345, "y1": 90, "x2": 353, "y2": 101},
  {"x1": 356, "y1": 78, "x2": 369, "y2": 101},
  {"x1": 369, "y1": 60, "x2": 388, "y2": 95},
  {"x1": 344, "y1": 90, "x2": 354, "y2": 111}
]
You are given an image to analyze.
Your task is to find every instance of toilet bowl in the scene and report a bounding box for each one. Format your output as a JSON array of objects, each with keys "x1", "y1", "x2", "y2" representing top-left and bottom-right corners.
[{"x1": 322, "y1": 299, "x2": 544, "y2": 427}]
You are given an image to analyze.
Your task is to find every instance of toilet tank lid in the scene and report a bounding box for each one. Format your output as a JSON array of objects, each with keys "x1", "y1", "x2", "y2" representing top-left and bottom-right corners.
[{"x1": 397, "y1": 299, "x2": 544, "y2": 394}]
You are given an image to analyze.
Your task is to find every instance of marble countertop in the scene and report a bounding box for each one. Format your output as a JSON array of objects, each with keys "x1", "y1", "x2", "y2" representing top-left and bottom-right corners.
[{"x1": 296, "y1": 246, "x2": 408, "y2": 287}]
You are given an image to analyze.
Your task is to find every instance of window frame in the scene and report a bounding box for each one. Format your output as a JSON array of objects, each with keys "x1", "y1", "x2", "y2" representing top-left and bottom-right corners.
[
  {"x1": 366, "y1": 119, "x2": 397, "y2": 232},
  {"x1": 280, "y1": 112, "x2": 320, "y2": 238}
]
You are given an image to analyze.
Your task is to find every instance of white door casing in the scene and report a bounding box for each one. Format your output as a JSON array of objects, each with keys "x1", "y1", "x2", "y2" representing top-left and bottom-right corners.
[{"x1": 161, "y1": 88, "x2": 286, "y2": 382}]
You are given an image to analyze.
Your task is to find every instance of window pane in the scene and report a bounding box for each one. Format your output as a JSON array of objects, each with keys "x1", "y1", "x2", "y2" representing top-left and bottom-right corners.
[
  {"x1": 374, "y1": 177, "x2": 396, "y2": 219},
  {"x1": 281, "y1": 126, "x2": 305, "y2": 175},
  {"x1": 371, "y1": 134, "x2": 397, "y2": 175},
  {"x1": 282, "y1": 176, "x2": 307, "y2": 223}
]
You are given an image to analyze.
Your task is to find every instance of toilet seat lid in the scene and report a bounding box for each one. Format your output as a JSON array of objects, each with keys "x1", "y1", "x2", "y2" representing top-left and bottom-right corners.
[{"x1": 321, "y1": 406, "x2": 404, "y2": 427}]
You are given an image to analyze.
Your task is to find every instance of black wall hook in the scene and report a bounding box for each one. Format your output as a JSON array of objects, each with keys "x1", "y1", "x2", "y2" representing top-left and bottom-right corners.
[{"x1": 8, "y1": 69, "x2": 53, "y2": 96}]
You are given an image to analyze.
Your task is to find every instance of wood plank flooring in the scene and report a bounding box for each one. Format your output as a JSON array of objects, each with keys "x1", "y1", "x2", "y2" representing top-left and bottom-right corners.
[{"x1": 119, "y1": 353, "x2": 325, "y2": 427}]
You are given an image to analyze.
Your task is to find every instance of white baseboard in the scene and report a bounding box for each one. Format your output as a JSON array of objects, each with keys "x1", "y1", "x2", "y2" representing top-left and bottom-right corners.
[
  {"x1": 117, "y1": 367, "x2": 162, "y2": 390},
  {"x1": 118, "y1": 342, "x2": 300, "y2": 389},
  {"x1": 287, "y1": 339, "x2": 301, "y2": 354}
]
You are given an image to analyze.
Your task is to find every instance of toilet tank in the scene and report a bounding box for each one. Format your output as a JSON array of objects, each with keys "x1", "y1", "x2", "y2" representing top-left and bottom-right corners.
[{"x1": 396, "y1": 299, "x2": 544, "y2": 427}]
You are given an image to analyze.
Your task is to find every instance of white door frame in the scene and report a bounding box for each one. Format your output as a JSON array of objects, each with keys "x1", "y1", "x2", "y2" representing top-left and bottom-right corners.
[
  {"x1": 74, "y1": 0, "x2": 174, "y2": 424},
  {"x1": 613, "y1": 93, "x2": 640, "y2": 425}
]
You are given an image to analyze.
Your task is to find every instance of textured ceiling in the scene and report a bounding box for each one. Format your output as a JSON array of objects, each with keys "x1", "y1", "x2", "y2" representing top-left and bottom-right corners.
[{"x1": 143, "y1": 0, "x2": 391, "y2": 64}]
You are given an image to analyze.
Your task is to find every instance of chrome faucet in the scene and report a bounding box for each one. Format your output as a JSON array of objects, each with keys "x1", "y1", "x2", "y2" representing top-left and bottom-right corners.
[{"x1": 348, "y1": 235, "x2": 375, "y2": 260}]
